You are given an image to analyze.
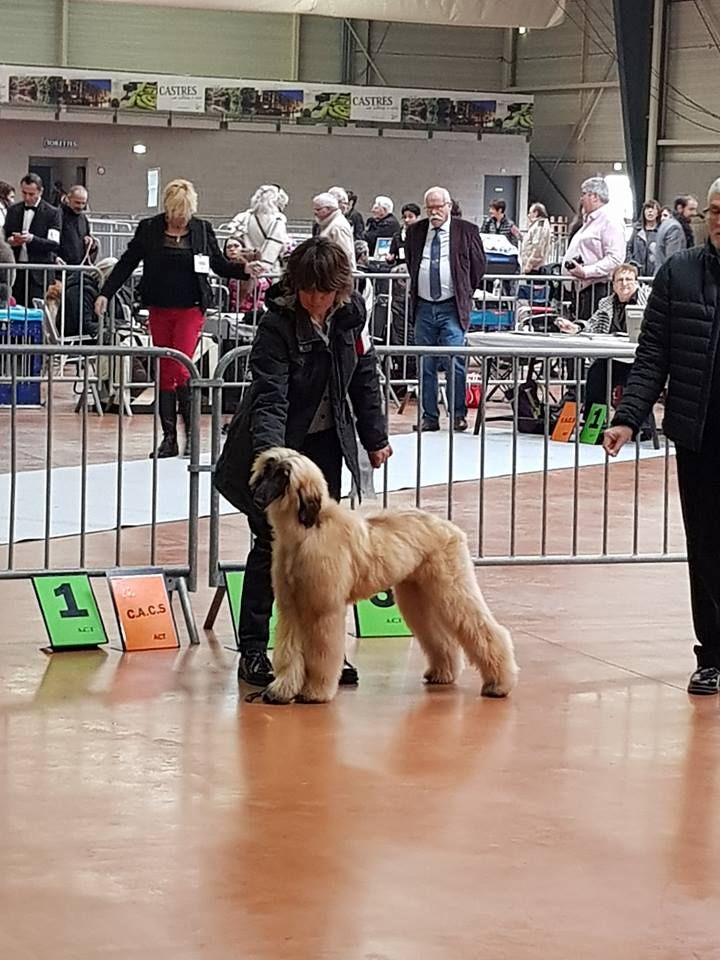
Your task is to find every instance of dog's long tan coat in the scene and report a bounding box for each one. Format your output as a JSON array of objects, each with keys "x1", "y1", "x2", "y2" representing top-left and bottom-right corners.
[{"x1": 250, "y1": 447, "x2": 518, "y2": 704}]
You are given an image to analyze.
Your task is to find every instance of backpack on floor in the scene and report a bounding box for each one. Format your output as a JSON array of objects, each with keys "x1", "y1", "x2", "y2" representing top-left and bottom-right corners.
[{"x1": 505, "y1": 377, "x2": 555, "y2": 435}]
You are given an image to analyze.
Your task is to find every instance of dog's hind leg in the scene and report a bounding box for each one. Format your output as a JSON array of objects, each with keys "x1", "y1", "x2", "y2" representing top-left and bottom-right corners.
[
  {"x1": 262, "y1": 609, "x2": 306, "y2": 705},
  {"x1": 433, "y1": 551, "x2": 518, "y2": 697},
  {"x1": 296, "y1": 608, "x2": 347, "y2": 703},
  {"x1": 393, "y1": 580, "x2": 462, "y2": 685}
]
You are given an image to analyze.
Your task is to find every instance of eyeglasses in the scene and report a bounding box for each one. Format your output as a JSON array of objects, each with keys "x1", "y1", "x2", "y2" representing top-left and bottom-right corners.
[
  {"x1": 425, "y1": 203, "x2": 449, "y2": 213},
  {"x1": 614, "y1": 276, "x2": 637, "y2": 284},
  {"x1": 704, "y1": 206, "x2": 720, "y2": 219}
]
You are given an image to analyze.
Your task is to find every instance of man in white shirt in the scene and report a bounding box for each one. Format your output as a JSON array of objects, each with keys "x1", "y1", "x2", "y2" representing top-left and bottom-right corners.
[
  {"x1": 3, "y1": 173, "x2": 61, "y2": 305},
  {"x1": 313, "y1": 192, "x2": 356, "y2": 270},
  {"x1": 405, "y1": 186, "x2": 486, "y2": 431}
]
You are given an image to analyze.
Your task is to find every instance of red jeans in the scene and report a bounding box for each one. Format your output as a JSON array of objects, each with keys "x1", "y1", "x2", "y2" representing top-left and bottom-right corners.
[{"x1": 148, "y1": 306, "x2": 204, "y2": 391}]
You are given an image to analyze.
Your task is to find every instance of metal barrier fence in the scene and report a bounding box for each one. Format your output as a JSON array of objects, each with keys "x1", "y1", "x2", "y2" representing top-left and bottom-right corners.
[
  {"x1": 0, "y1": 344, "x2": 202, "y2": 635},
  {"x1": 205, "y1": 340, "x2": 684, "y2": 596},
  {"x1": 2, "y1": 290, "x2": 683, "y2": 622}
]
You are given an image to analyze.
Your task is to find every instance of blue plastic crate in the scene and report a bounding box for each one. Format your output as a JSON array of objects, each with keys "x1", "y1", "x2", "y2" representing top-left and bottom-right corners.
[
  {"x1": 469, "y1": 308, "x2": 514, "y2": 331},
  {"x1": 0, "y1": 309, "x2": 44, "y2": 405}
]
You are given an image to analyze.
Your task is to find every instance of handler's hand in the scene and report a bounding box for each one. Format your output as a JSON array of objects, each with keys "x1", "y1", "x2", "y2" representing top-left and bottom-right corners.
[
  {"x1": 94, "y1": 295, "x2": 108, "y2": 318},
  {"x1": 369, "y1": 445, "x2": 393, "y2": 468},
  {"x1": 602, "y1": 425, "x2": 633, "y2": 457}
]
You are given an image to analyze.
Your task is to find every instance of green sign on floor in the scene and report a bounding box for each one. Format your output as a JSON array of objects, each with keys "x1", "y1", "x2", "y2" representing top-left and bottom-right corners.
[
  {"x1": 225, "y1": 570, "x2": 277, "y2": 649},
  {"x1": 579, "y1": 403, "x2": 609, "y2": 445},
  {"x1": 354, "y1": 590, "x2": 412, "y2": 639},
  {"x1": 32, "y1": 574, "x2": 109, "y2": 650}
]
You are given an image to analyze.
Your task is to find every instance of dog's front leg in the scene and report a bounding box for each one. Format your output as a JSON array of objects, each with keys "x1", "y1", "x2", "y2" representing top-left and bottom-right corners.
[{"x1": 262, "y1": 610, "x2": 305, "y2": 704}]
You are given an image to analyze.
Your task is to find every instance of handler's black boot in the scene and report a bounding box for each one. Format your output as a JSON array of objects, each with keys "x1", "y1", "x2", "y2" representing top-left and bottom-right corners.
[
  {"x1": 687, "y1": 666, "x2": 720, "y2": 695},
  {"x1": 340, "y1": 657, "x2": 359, "y2": 686},
  {"x1": 149, "y1": 390, "x2": 179, "y2": 459},
  {"x1": 237, "y1": 651, "x2": 275, "y2": 687},
  {"x1": 176, "y1": 383, "x2": 191, "y2": 459}
]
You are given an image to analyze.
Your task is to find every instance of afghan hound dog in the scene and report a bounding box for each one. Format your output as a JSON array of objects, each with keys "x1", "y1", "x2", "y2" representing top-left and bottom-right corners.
[{"x1": 249, "y1": 447, "x2": 519, "y2": 705}]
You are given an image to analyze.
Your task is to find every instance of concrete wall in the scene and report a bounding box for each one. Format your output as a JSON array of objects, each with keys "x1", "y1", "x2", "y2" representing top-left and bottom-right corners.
[{"x1": 0, "y1": 116, "x2": 529, "y2": 223}]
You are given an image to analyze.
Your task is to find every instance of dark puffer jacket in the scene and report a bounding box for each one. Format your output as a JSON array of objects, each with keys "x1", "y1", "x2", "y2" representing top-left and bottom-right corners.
[
  {"x1": 612, "y1": 243, "x2": 720, "y2": 450},
  {"x1": 213, "y1": 286, "x2": 388, "y2": 512}
]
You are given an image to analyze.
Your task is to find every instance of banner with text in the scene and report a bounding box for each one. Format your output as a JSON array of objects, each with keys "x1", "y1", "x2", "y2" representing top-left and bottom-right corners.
[{"x1": 0, "y1": 65, "x2": 533, "y2": 136}]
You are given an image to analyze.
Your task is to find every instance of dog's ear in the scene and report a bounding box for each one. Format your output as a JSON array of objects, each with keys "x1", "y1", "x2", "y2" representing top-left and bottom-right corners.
[{"x1": 297, "y1": 490, "x2": 321, "y2": 528}]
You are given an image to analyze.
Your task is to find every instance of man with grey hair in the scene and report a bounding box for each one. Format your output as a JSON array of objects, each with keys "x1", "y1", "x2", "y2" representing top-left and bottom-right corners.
[
  {"x1": 404, "y1": 185, "x2": 485, "y2": 432},
  {"x1": 364, "y1": 195, "x2": 400, "y2": 256},
  {"x1": 312, "y1": 192, "x2": 356, "y2": 269},
  {"x1": 604, "y1": 176, "x2": 720, "y2": 696},
  {"x1": 563, "y1": 175, "x2": 625, "y2": 320}
]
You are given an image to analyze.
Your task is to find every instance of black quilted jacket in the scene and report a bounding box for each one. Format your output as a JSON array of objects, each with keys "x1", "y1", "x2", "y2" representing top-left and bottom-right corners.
[{"x1": 612, "y1": 242, "x2": 720, "y2": 451}]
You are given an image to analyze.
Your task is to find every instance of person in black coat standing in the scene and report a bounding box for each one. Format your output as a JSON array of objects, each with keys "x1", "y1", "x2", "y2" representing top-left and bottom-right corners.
[
  {"x1": 3, "y1": 173, "x2": 61, "y2": 306},
  {"x1": 59, "y1": 185, "x2": 96, "y2": 265},
  {"x1": 364, "y1": 196, "x2": 400, "y2": 256},
  {"x1": 604, "y1": 178, "x2": 720, "y2": 697},
  {"x1": 213, "y1": 237, "x2": 392, "y2": 689},
  {"x1": 96, "y1": 178, "x2": 249, "y2": 458}
]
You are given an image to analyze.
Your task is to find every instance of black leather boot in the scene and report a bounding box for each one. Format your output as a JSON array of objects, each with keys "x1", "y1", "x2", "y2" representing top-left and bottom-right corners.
[
  {"x1": 176, "y1": 383, "x2": 191, "y2": 458},
  {"x1": 149, "y1": 390, "x2": 179, "y2": 459}
]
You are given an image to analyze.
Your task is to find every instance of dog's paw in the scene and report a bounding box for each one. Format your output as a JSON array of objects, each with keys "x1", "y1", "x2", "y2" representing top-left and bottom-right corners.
[
  {"x1": 481, "y1": 681, "x2": 512, "y2": 698},
  {"x1": 423, "y1": 668, "x2": 457, "y2": 685},
  {"x1": 260, "y1": 686, "x2": 293, "y2": 705}
]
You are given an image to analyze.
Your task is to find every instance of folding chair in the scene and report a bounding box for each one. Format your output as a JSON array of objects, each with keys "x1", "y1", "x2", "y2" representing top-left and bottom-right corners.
[{"x1": 35, "y1": 298, "x2": 103, "y2": 416}]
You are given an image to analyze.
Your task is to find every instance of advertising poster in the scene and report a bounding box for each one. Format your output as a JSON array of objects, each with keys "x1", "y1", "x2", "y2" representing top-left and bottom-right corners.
[
  {"x1": 450, "y1": 99, "x2": 497, "y2": 129},
  {"x1": 112, "y1": 80, "x2": 158, "y2": 111},
  {"x1": 156, "y1": 79, "x2": 204, "y2": 113},
  {"x1": 496, "y1": 101, "x2": 534, "y2": 134},
  {"x1": 298, "y1": 90, "x2": 351, "y2": 126},
  {"x1": 401, "y1": 97, "x2": 452, "y2": 129},
  {"x1": 9, "y1": 75, "x2": 64, "y2": 106},
  {"x1": 350, "y1": 91, "x2": 401, "y2": 123},
  {"x1": 205, "y1": 85, "x2": 303, "y2": 119},
  {"x1": 61, "y1": 78, "x2": 113, "y2": 108}
]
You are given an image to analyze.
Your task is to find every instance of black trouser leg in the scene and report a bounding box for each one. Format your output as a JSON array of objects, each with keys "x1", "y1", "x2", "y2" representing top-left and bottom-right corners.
[
  {"x1": 237, "y1": 510, "x2": 275, "y2": 654},
  {"x1": 675, "y1": 446, "x2": 720, "y2": 668},
  {"x1": 238, "y1": 429, "x2": 343, "y2": 653}
]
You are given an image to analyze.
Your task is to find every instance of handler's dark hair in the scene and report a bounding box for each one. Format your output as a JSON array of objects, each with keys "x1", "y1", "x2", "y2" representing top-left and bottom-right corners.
[{"x1": 282, "y1": 236, "x2": 353, "y2": 303}]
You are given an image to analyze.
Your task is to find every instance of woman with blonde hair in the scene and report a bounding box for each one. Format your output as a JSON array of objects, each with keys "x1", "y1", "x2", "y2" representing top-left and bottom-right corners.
[{"x1": 96, "y1": 178, "x2": 248, "y2": 458}]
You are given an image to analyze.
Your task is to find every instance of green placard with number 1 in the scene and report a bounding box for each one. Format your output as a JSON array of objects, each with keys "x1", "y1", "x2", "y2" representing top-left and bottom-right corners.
[
  {"x1": 32, "y1": 574, "x2": 109, "y2": 650},
  {"x1": 580, "y1": 403, "x2": 609, "y2": 445}
]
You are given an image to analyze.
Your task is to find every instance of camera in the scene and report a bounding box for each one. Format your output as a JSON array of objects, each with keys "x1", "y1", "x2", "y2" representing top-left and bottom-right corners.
[{"x1": 564, "y1": 255, "x2": 584, "y2": 271}]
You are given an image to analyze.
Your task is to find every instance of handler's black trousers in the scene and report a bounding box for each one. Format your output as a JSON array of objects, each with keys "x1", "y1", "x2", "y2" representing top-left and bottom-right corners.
[
  {"x1": 238, "y1": 429, "x2": 343, "y2": 654},
  {"x1": 676, "y1": 445, "x2": 720, "y2": 668}
]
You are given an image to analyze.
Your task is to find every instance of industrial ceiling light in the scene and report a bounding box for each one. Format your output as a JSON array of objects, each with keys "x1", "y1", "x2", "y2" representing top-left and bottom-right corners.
[
  {"x1": 518, "y1": 26, "x2": 528, "y2": 35},
  {"x1": 132, "y1": 143, "x2": 147, "y2": 155},
  {"x1": 613, "y1": 161, "x2": 623, "y2": 171}
]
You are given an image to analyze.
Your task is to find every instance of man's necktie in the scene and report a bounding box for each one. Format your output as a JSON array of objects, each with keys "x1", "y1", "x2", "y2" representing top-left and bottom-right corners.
[{"x1": 430, "y1": 227, "x2": 442, "y2": 301}]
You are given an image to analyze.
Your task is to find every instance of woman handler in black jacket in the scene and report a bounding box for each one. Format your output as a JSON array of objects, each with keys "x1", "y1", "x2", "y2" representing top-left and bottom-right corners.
[
  {"x1": 214, "y1": 237, "x2": 392, "y2": 688},
  {"x1": 96, "y1": 179, "x2": 249, "y2": 458}
]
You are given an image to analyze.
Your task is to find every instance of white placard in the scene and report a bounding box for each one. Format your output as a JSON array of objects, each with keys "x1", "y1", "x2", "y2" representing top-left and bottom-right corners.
[
  {"x1": 156, "y1": 80, "x2": 204, "y2": 114},
  {"x1": 147, "y1": 168, "x2": 160, "y2": 209},
  {"x1": 350, "y1": 92, "x2": 402, "y2": 123}
]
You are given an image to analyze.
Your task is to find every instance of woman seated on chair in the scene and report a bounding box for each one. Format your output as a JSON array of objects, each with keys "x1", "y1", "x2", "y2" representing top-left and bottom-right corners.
[
  {"x1": 46, "y1": 258, "x2": 118, "y2": 341},
  {"x1": 556, "y1": 262, "x2": 651, "y2": 421}
]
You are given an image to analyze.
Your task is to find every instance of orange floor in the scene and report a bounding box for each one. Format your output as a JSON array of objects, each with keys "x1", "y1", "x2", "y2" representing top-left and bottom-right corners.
[{"x1": 2, "y1": 403, "x2": 720, "y2": 959}]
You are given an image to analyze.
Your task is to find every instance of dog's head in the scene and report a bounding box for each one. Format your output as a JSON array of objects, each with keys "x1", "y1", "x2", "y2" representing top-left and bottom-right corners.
[{"x1": 250, "y1": 447, "x2": 328, "y2": 528}]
